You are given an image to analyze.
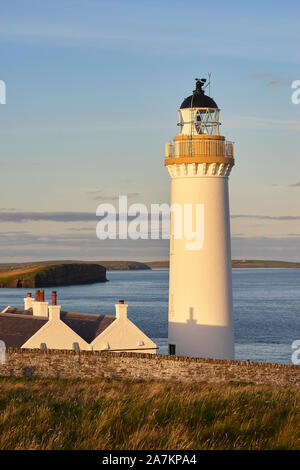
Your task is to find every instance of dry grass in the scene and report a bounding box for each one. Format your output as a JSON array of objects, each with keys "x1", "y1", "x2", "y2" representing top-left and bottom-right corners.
[
  {"x1": 0, "y1": 376, "x2": 299, "y2": 450},
  {"x1": 0, "y1": 266, "x2": 42, "y2": 279},
  {"x1": 0, "y1": 264, "x2": 50, "y2": 284}
]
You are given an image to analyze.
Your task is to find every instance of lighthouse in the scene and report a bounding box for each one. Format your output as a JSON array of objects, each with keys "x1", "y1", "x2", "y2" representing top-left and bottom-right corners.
[{"x1": 165, "y1": 78, "x2": 235, "y2": 359}]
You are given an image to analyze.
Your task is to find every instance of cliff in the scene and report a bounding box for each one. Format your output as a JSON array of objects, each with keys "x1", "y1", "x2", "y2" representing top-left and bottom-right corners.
[{"x1": 0, "y1": 263, "x2": 107, "y2": 288}]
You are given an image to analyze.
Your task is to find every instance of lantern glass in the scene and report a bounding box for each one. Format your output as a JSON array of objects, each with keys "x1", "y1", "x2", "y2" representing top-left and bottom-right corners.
[{"x1": 194, "y1": 108, "x2": 220, "y2": 135}]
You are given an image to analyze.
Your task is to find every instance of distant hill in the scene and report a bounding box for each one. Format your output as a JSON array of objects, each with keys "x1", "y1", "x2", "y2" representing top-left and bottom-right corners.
[
  {"x1": 0, "y1": 263, "x2": 107, "y2": 288},
  {"x1": 96, "y1": 261, "x2": 151, "y2": 271},
  {"x1": 146, "y1": 261, "x2": 169, "y2": 269},
  {"x1": 232, "y1": 259, "x2": 300, "y2": 268},
  {"x1": 0, "y1": 260, "x2": 151, "y2": 273},
  {"x1": 147, "y1": 259, "x2": 300, "y2": 269},
  {"x1": 0, "y1": 259, "x2": 299, "y2": 287}
]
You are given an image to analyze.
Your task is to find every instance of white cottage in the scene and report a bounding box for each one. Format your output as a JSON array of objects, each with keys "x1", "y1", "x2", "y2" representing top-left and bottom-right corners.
[{"x1": 0, "y1": 290, "x2": 157, "y2": 353}]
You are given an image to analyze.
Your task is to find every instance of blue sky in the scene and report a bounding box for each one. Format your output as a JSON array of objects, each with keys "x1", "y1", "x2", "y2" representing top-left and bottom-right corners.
[{"x1": 0, "y1": 0, "x2": 300, "y2": 261}]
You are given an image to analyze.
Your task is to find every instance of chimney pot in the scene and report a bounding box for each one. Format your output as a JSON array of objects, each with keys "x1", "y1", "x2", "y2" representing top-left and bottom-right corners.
[
  {"x1": 119, "y1": 299, "x2": 124, "y2": 304},
  {"x1": 52, "y1": 291, "x2": 57, "y2": 306},
  {"x1": 24, "y1": 292, "x2": 34, "y2": 310},
  {"x1": 32, "y1": 290, "x2": 48, "y2": 317}
]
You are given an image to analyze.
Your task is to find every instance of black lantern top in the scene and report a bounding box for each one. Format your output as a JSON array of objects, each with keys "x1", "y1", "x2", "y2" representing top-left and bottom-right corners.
[{"x1": 180, "y1": 78, "x2": 218, "y2": 109}]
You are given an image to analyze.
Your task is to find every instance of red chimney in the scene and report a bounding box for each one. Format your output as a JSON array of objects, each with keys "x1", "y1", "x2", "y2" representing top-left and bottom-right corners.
[
  {"x1": 27, "y1": 292, "x2": 32, "y2": 298},
  {"x1": 35, "y1": 289, "x2": 40, "y2": 301},
  {"x1": 40, "y1": 290, "x2": 45, "y2": 302},
  {"x1": 52, "y1": 291, "x2": 57, "y2": 306},
  {"x1": 119, "y1": 299, "x2": 124, "y2": 304}
]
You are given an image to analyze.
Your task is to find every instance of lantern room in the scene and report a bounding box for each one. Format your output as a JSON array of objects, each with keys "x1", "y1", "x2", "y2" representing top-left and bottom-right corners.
[{"x1": 178, "y1": 79, "x2": 220, "y2": 136}]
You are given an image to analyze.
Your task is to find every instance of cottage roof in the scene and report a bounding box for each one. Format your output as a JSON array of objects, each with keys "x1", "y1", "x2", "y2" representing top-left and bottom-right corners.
[
  {"x1": 60, "y1": 311, "x2": 115, "y2": 343},
  {"x1": 0, "y1": 312, "x2": 48, "y2": 348},
  {"x1": 0, "y1": 308, "x2": 116, "y2": 347}
]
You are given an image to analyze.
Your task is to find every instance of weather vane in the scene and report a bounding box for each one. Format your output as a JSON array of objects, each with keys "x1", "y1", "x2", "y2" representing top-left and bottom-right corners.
[{"x1": 195, "y1": 73, "x2": 211, "y2": 95}]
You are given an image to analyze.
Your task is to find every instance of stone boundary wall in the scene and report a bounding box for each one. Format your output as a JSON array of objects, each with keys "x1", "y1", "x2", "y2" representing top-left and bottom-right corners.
[{"x1": 0, "y1": 348, "x2": 299, "y2": 386}]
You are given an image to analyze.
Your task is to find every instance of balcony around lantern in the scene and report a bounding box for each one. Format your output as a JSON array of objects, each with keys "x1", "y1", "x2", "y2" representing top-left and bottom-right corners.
[{"x1": 165, "y1": 137, "x2": 234, "y2": 161}]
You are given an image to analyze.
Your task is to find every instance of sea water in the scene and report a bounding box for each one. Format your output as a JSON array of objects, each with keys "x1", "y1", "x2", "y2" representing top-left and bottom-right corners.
[{"x1": 0, "y1": 268, "x2": 299, "y2": 364}]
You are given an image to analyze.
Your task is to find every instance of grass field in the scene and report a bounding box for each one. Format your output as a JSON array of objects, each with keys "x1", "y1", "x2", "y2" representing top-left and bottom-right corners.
[
  {"x1": 0, "y1": 376, "x2": 299, "y2": 450},
  {"x1": 0, "y1": 264, "x2": 50, "y2": 285}
]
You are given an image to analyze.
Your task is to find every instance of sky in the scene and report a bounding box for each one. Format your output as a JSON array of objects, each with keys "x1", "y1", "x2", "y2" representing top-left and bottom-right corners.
[{"x1": 0, "y1": 0, "x2": 300, "y2": 262}]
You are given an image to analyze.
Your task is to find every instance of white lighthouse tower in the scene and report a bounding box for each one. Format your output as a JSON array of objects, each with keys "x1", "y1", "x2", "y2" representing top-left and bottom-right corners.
[{"x1": 165, "y1": 78, "x2": 235, "y2": 359}]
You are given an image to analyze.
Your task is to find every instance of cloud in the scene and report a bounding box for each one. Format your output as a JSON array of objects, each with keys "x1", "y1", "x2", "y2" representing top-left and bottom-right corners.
[
  {"x1": 0, "y1": 232, "x2": 300, "y2": 263},
  {"x1": 251, "y1": 72, "x2": 291, "y2": 87},
  {"x1": 67, "y1": 227, "x2": 95, "y2": 232},
  {"x1": 0, "y1": 211, "x2": 150, "y2": 224},
  {"x1": 0, "y1": 231, "x2": 98, "y2": 247},
  {"x1": 232, "y1": 214, "x2": 300, "y2": 221},
  {"x1": 0, "y1": 230, "x2": 170, "y2": 263},
  {"x1": 1, "y1": 210, "x2": 300, "y2": 224},
  {"x1": 232, "y1": 236, "x2": 300, "y2": 261},
  {"x1": 265, "y1": 79, "x2": 291, "y2": 87},
  {"x1": 1, "y1": 224, "x2": 300, "y2": 262},
  {"x1": 266, "y1": 183, "x2": 300, "y2": 189},
  {"x1": 0, "y1": 211, "x2": 97, "y2": 223},
  {"x1": 88, "y1": 191, "x2": 140, "y2": 201}
]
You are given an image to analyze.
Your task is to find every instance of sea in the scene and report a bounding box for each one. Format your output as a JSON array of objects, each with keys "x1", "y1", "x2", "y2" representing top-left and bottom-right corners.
[{"x1": 0, "y1": 268, "x2": 299, "y2": 365}]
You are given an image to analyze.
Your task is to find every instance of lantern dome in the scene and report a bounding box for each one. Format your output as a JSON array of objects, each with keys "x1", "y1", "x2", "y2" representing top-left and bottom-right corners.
[{"x1": 180, "y1": 79, "x2": 218, "y2": 109}]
